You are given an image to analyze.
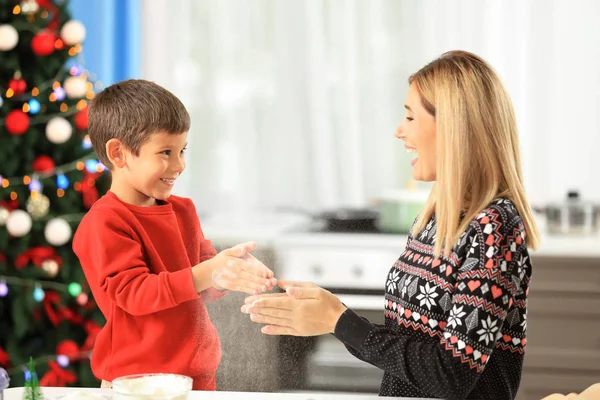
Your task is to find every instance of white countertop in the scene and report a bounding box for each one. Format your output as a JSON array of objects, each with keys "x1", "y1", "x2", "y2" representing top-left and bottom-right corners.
[
  {"x1": 272, "y1": 230, "x2": 600, "y2": 259},
  {"x1": 3, "y1": 387, "x2": 431, "y2": 400}
]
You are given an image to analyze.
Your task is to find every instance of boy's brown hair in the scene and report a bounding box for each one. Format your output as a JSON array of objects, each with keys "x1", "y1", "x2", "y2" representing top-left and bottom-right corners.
[{"x1": 88, "y1": 79, "x2": 190, "y2": 169}]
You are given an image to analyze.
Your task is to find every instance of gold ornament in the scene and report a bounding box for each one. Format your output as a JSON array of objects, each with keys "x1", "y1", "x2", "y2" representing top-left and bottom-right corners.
[
  {"x1": 0, "y1": 207, "x2": 9, "y2": 226},
  {"x1": 42, "y1": 259, "x2": 59, "y2": 278},
  {"x1": 26, "y1": 193, "x2": 50, "y2": 219}
]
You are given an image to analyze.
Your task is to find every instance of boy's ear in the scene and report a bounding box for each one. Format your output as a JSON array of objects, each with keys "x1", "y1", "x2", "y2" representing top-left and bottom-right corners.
[{"x1": 106, "y1": 139, "x2": 126, "y2": 168}]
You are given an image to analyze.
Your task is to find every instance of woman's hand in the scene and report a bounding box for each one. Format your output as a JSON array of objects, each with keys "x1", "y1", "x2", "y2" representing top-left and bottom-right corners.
[
  {"x1": 241, "y1": 280, "x2": 347, "y2": 336},
  {"x1": 540, "y1": 383, "x2": 600, "y2": 400},
  {"x1": 541, "y1": 394, "x2": 579, "y2": 400}
]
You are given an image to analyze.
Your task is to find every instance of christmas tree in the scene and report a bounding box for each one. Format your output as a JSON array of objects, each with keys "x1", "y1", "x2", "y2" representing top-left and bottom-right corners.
[{"x1": 0, "y1": 0, "x2": 109, "y2": 388}]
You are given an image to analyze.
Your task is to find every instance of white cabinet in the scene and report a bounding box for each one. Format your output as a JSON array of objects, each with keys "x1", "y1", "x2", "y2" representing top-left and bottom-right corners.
[
  {"x1": 276, "y1": 247, "x2": 399, "y2": 289},
  {"x1": 272, "y1": 232, "x2": 406, "y2": 289}
]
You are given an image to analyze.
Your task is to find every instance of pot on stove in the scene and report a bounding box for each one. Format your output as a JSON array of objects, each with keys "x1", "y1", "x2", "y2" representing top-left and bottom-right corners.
[
  {"x1": 275, "y1": 206, "x2": 379, "y2": 232},
  {"x1": 375, "y1": 188, "x2": 429, "y2": 234},
  {"x1": 534, "y1": 191, "x2": 600, "y2": 235}
]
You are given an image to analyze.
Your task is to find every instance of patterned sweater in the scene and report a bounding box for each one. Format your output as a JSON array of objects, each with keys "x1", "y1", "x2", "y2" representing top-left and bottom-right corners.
[{"x1": 334, "y1": 198, "x2": 532, "y2": 400}]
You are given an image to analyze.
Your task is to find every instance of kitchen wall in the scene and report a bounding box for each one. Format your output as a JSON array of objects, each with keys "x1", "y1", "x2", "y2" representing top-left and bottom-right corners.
[
  {"x1": 141, "y1": 0, "x2": 600, "y2": 215},
  {"x1": 142, "y1": 0, "x2": 412, "y2": 214}
]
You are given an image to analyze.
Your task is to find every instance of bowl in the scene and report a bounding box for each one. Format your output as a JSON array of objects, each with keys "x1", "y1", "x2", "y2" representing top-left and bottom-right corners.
[
  {"x1": 112, "y1": 373, "x2": 193, "y2": 400},
  {"x1": 53, "y1": 392, "x2": 110, "y2": 400}
]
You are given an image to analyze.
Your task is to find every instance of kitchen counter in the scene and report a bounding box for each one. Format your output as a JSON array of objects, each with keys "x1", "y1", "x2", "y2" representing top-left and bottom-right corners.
[
  {"x1": 3, "y1": 387, "x2": 433, "y2": 400},
  {"x1": 272, "y1": 231, "x2": 600, "y2": 259}
]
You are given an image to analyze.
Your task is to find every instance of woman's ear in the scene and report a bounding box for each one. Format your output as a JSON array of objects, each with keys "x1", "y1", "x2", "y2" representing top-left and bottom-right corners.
[{"x1": 106, "y1": 139, "x2": 126, "y2": 168}]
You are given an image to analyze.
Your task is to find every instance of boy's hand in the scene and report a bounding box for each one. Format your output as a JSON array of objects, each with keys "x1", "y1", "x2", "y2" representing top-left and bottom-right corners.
[{"x1": 210, "y1": 242, "x2": 277, "y2": 294}]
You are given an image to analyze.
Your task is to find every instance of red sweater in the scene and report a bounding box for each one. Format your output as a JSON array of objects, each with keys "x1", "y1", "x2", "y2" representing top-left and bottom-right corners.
[{"x1": 73, "y1": 191, "x2": 224, "y2": 387}]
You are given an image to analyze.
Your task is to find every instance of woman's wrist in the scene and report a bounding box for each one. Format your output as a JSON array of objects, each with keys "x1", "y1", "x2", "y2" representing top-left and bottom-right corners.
[{"x1": 328, "y1": 299, "x2": 348, "y2": 334}]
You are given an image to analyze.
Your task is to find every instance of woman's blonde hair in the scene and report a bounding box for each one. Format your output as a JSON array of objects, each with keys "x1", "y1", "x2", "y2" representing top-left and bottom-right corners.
[{"x1": 410, "y1": 50, "x2": 540, "y2": 257}]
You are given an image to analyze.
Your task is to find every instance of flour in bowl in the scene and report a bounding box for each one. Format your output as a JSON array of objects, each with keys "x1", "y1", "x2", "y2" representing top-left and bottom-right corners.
[{"x1": 112, "y1": 373, "x2": 192, "y2": 400}]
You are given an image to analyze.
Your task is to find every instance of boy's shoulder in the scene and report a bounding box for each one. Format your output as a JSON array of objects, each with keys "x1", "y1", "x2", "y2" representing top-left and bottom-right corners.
[
  {"x1": 167, "y1": 194, "x2": 194, "y2": 208},
  {"x1": 73, "y1": 194, "x2": 134, "y2": 254},
  {"x1": 76, "y1": 193, "x2": 133, "y2": 234},
  {"x1": 84, "y1": 193, "x2": 196, "y2": 215},
  {"x1": 167, "y1": 194, "x2": 199, "y2": 217},
  {"x1": 77, "y1": 193, "x2": 198, "y2": 233}
]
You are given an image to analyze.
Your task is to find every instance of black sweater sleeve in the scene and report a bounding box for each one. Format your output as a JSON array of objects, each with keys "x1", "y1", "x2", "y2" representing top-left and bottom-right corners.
[{"x1": 340, "y1": 316, "x2": 381, "y2": 365}]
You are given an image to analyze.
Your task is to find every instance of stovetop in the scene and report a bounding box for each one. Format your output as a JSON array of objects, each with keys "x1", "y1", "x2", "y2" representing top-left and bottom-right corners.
[{"x1": 299, "y1": 220, "x2": 406, "y2": 236}]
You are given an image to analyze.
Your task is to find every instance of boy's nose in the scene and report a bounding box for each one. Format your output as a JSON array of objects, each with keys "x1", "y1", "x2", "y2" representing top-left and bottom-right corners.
[{"x1": 172, "y1": 156, "x2": 185, "y2": 173}]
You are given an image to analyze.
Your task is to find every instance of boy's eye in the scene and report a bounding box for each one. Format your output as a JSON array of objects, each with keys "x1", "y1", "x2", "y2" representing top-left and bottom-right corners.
[
  {"x1": 160, "y1": 148, "x2": 186, "y2": 156},
  {"x1": 406, "y1": 116, "x2": 414, "y2": 122}
]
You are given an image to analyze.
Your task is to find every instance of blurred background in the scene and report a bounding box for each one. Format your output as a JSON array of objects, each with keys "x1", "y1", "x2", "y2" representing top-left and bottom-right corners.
[{"x1": 1, "y1": 1, "x2": 599, "y2": 399}]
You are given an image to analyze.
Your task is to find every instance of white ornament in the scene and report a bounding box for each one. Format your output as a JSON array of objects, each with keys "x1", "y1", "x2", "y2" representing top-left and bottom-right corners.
[
  {"x1": 42, "y1": 259, "x2": 59, "y2": 277},
  {"x1": 20, "y1": 0, "x2": 39, "y2": 14},
  {"x1": 60, "y1": 20, "x2": 86, "y2": 46},
  {"x1": 6, "y1": 209, "x2": 32, "y2": 237},
  {"x1": 44, "y1": 217, "x2": 72, "y2": 246},
  {"x1": 0, "y1": 207, "x2": 9, "y2": 226},
  {"x1": 63, "y1": 76, "x2": 87, "y2": 99},
  {"x1": 0, "y1": 24, "x2": 19, "y2": 51},
  {"x1": 46, "y1": 117, "x2": 73, "y2": 144}
]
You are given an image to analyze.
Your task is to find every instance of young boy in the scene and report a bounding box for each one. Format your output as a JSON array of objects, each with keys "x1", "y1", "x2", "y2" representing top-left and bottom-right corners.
[{"x1": 72, "y1": 79, "x2": 277, "y2": 390}]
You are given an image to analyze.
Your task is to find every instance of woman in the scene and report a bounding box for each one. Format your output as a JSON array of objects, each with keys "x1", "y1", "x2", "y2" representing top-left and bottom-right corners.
[{"x1": 242, "y1": 50, "x2": 540, "y2": 400}]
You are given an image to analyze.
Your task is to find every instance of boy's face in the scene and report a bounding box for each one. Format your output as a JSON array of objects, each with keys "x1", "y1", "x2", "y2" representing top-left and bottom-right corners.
[{"x1": 110, "y1": 131, "x2": 188, "y2": 206}]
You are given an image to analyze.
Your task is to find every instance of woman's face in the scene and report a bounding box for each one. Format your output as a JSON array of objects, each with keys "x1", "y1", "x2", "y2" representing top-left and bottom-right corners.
[{"x1": 395, "y1": 84, "x2": 437, "y2": 182}]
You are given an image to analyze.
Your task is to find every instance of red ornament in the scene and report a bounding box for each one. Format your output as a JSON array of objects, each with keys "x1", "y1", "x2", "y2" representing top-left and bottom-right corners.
[
  {"x1": 0, "y1": 345, "x2": 11, "y2": 367},
  {"x1": 0, "y1": 199, "x2": 19, "y2": 211},
  {"x1": 5, "y1": 110, "x2": 30, "y2": 135},
  {"x1": 80, "y1": 169, "x2": 101, "y2": 208},
  {"x1": 8, "y1": 78, "x2": 27, "y2": 96},
  {"x1": 31, "y1": 31, "x2": 56, "y2": 56},
  {"x1": 35, "y1": 0, "x2": 61, "y2": 31},
  {"x1": 58, "y1": 306, "x2": 84, "y2": 325},
  {"x1": 74, "y1": 106, "x2": 88, "y2": 129},
  {"x1": 57, "y1": 340, "x2": 79, "y2": 357},
  {"x1": 42, "y1": 291, "x2": 62, "y2": 327},
  {"x1": 14, "y1": 246, "x2": 61, "y2": 269},
  {"x1": 82, "y1": 320, "x2": 102, "y2": 351},
  {"x1": 32, "y1": 155, "x2": 56, "y2": 174},
  {"x1": 39, "y1": 360, "x2": 78, "y2": 387}
]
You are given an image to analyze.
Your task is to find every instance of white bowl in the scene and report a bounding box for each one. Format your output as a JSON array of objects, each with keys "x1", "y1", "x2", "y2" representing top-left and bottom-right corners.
[{"x1": 112, "y1": 373, "x2": 193, "y2": 400}]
